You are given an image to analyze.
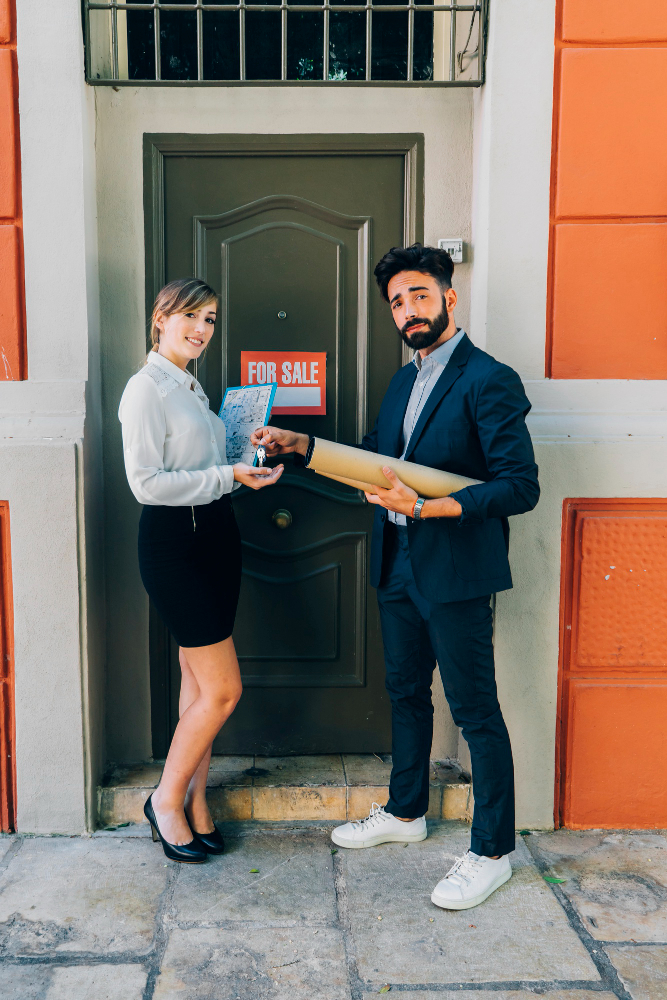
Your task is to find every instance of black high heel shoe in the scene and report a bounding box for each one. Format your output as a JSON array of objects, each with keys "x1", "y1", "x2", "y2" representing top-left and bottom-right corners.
[
  {"x1": 144, "y1": 794, "x2": 207, "y2": 864},
  {"x1": 185, "y1": 812, "x2": 226, "y2": 855}
]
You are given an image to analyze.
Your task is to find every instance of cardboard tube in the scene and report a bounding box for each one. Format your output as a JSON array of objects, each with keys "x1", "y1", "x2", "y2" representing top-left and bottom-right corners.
[{"x1": 305, "y1": 438, "x2": 481, "y2": 497}]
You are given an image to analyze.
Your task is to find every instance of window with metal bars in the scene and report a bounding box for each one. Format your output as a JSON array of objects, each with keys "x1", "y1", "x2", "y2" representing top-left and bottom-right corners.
[{"x1": 84, "y1": 0, "x2": 487, "y2": 84}]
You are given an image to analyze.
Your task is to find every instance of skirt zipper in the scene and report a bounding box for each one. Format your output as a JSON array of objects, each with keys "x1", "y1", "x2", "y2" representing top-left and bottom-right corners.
[{"x1": 191, "y1": 505, "x2": 196, "y2": 531}]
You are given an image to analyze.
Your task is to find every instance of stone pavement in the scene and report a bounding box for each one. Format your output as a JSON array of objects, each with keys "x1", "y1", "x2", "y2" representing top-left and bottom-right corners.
[{"x1": 0, "y1": 822, "x2": 664, "y2": 999}]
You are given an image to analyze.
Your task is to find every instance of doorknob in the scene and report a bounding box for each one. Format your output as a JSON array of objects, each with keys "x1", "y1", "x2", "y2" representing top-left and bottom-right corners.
[{"x1": 272, "y1": 508, "x2": 292, "y2": 529}]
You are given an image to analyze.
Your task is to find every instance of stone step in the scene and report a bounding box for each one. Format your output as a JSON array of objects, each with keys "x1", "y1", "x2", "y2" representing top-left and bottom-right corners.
[{"x1": 98, "y1": 754, "x2": 472, "y2": 828}]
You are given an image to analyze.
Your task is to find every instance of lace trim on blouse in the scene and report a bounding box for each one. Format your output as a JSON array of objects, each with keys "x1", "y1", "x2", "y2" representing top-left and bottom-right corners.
[{"x1": 143, "y1": 362, "x2": 180, "y2": 398}]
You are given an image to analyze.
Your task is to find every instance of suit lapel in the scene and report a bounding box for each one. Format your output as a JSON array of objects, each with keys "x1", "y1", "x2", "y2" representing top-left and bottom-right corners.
[
  {"x1": 388, "y1": 363, "x2": 418, "y2": 457},
  {"x1": 403, "y1": 334, "x2": 474, "y2": 461}
]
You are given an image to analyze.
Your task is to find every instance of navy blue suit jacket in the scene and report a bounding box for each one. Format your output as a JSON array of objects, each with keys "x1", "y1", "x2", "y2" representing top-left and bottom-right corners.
[{"x1": 361, "y1": 333, "x2": 539, "y2": 602}]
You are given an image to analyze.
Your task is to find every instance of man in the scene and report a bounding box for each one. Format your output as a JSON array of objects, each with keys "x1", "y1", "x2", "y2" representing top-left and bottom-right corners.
[{"x1": 251, "y1": 244, "x2": 539, "y2": 910}]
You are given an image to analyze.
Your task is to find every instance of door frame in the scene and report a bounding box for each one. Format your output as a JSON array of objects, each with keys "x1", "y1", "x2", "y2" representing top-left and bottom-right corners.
[{"x1": 143, "y1": 133, "x2": 424, "y2": 758}]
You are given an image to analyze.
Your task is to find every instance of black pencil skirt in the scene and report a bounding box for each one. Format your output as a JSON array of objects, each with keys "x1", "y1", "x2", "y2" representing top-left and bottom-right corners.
[{"x1": 138, "y1": 495, "x2": 242, "y2": 648}]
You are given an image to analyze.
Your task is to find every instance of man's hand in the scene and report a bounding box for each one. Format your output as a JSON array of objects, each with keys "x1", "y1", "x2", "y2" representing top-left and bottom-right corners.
[
  {"x1": 365, "y1": 466, "x2": 463, "y2": 519},
  {"x1": 250, "y1": 426, "x2": 309, "y2": 457},
  {"x1": 233, "y1": 463, "x2": 284, "y2": 489},
  {"x1": 365, "y1": 467, "x2": 419, "y2": 516}
]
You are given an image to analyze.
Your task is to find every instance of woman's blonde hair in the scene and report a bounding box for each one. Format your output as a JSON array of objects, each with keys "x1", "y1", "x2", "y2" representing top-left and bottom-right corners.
[{"x1": 148, "y1": 278, "x2": 218, "y2": 357}]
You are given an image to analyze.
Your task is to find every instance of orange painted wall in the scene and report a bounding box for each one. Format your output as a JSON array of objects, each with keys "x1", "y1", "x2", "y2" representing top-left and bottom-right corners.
[
  {"x1": 0, "y1": 0, "x2": 25, "y2": 380},
  {"x1": 0, "y1": 503, "x2": 16, "y2": 832},
  {"x1": 557, "y1": 501, "x2": 667, "y2": 829},
  {"x1": 548, "y1": 2, "x2": 667, "y2": 378}
]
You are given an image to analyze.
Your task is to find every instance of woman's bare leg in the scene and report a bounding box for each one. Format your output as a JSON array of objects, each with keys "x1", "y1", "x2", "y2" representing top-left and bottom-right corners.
[
  {"x1": 151, "y1": 636, "x2": 242, "y2": 845},
  {"x1": 179, "y1": 649, "x2": 216, "y2": 834}
]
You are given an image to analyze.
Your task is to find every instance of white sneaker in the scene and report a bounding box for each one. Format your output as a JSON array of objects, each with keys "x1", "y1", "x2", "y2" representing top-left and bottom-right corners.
[
  {"x1": 331, "y1": 803, "x2": 427, "y2": 849},
  {"x1": 431, "y1": 851, "x2": 512, "y2": 909}
]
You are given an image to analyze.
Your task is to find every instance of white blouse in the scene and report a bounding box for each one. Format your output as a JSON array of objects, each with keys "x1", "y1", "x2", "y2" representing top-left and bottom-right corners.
[{"x1": 118, "y1": 351, "x2": 237, "y2": 506}]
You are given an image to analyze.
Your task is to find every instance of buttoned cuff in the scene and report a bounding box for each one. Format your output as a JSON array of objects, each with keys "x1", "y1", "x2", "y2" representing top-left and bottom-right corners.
[
  {"x1": 216, "y1": 465, "x2": 236, "y2": 495},
  {"x1": 449, "y1": 487, "x2": 482, "y2": 526}
]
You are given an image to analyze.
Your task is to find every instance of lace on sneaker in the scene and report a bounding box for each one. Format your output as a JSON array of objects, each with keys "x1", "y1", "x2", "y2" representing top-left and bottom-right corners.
[
  {"x1": 352, "y1": 802, "x2": 387, "y2": 831},
  {"x1": 443, "y1": 851, "x2": 485, "y2": 887}
]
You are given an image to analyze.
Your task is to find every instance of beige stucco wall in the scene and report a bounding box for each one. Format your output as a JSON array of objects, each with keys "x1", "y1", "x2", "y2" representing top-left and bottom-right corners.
[
  {"x1": 95, "y1": 85, "x2": 474, "y2": 764},
  {"x1": 0, "y1": 0, "x2": 105, "y2": 833},
  {"x1": 1, "y1": 444, "x2": 86, "y2": 832}
]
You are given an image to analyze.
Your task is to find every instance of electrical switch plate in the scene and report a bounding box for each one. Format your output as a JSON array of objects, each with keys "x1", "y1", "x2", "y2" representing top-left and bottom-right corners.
[{"x1": 438, "y1": 238, "x2": 463, "y2": 263}]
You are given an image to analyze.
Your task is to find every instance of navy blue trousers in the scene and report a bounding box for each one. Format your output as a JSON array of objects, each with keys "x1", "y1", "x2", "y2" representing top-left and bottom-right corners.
[{"x1": 377, "y1": 524, "x2": 515, "y2": 858}]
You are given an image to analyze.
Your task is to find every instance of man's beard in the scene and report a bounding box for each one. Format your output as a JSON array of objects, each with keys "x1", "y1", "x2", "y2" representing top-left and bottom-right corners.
[{"x1": 399, "y1": 298, "x2": 449, "y2": 350}]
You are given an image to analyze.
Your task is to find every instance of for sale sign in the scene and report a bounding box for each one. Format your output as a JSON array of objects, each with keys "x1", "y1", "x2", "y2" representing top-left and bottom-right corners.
[{"x1": 240, "y1": 351, "x2": 326, "y2": 415}]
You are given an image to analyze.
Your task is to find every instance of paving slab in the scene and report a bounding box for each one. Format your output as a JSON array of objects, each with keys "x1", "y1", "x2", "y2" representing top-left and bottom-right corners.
[
  {"x1": 531, "y1": 830, "x2": 667, "y2": 941},
  {"x1": 0, "y1": 963, "x2": 53, "y2": 999},
  {"x1": 105, "y1": 763, "x2": 163, "y2": 788},
  {"x1": 253, "y1": 784, "x2": 347, "y2": 820},
  {"x1": 207, "y1": 785, "x2": 254, "y2": 821},
  {"x1": 254, "y1": 754, "x2": 345, "y2": 786},
  {"x1": 605, "y1": 944, "x2": 667, "y2": 1000},
  {"x1": 206, "y1": 755, "x2": 253, "y2": 786},
  {"x1": 342, "y1": 823, "x2": 598, "y2": 984},
  {"x1": 0, "y1": 837, "x2": 17, "y2": 865},
  {"x1": 45, "y1": 963, "x2": 148, "y2": 1000},
  {"x1": 92, "y1": 823, "x2": 151, "y2": 838},
  {"x1": 362, "y1": 993, "x2": 614, "y2": 999},
  {"x1": 0, "y1": 837, "x2": 167, "y2": 956},
  {"x1": 98, "y1": 786, "x2": 152, "y2": 827},
  {"x1": 153, "y1": 926, "x2": 351, "y2": 999},
  {"x1": 170, "y1": 831, "x2": 337, "y2": 925},
  {"x1": 343, "y1": 754, "x2": 393, "y2": 786}
]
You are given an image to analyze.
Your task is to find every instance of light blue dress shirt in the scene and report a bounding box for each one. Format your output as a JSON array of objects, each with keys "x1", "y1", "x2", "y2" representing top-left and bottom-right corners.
[{"x1": 388, "y1": 328, "x2": 466, "y2": 526}]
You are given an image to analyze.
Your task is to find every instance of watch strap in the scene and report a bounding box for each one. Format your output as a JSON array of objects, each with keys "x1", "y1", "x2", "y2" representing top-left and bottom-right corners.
[{"x1": 412, "y1": 497, "x2": 426, "y2": 520}]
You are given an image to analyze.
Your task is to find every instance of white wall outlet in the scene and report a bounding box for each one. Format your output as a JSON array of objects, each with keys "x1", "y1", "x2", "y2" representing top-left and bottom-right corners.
[{"x1": 437, "y1": 238, "x2": 464, "y2": 264}]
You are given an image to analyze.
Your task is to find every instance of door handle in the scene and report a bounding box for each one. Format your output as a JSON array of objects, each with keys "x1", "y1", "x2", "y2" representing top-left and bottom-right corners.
[{"x1": 272, "y1": 508, "x2": 292, "y2": 530}]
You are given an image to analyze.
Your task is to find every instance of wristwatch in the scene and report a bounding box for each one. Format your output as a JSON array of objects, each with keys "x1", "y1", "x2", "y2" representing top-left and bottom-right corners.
[{"x1": 412, "y1": 497, "x2": 426, "y2": 520}]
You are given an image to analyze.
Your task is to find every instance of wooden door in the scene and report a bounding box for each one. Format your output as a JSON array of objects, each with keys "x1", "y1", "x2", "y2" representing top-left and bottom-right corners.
[{"x1": 145, "y1": 134, "x2": 423, "y2": 755}]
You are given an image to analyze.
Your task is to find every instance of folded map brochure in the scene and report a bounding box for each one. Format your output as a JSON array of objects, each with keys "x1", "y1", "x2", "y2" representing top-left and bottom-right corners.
[{"x1": 219, "y1": 383, "x2": 277, "y2": 466}]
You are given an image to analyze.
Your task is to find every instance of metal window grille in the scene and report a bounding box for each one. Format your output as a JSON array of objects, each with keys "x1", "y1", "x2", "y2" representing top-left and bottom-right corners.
[{"x1": 84, "y1": 0, "x2": 487, "y2": 84}]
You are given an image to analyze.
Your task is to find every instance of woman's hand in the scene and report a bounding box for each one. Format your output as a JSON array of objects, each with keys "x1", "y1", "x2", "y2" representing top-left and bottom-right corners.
[
  {"x1": 233, "y1": 463, "x2": 284, "y2": 490},
  {"x1": 250, "y1": 426, "x2": 309, "y2": 457}
]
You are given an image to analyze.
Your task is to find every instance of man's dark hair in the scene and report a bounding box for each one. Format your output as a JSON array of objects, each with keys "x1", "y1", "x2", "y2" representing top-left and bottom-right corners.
[{"x1": 373, "y1": 243, "x2": 454, "y2": 302}]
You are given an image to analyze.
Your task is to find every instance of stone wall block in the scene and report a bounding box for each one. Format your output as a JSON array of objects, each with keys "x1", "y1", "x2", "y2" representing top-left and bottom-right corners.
[
  {"x1": 0, "y1": 0, "x2": 12, "y2": 46},
  {"x1": 0, "y1": 48, "x2": 17, "y2": 219},
  {"x1": 0, "y1": 223, "x2": 21, "y2": 379}
]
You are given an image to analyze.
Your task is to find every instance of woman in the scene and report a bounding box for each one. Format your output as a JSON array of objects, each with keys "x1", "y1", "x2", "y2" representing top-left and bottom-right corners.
[{"x1": 119, "y1": 278, "x2": 283, "y2": 863}]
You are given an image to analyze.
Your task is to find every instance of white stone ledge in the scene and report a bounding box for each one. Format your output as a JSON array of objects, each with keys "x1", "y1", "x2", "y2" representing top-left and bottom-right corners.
[
  {"x1": 0, "y1": 380, "x2": 86, "y2": 439},
  {"x1": 528, "y1": 411, "x2": 667, "y2": 442},
  {"x1": 524, "y1": 380, "x2": 667, "y2": 441},
  {"x1": 0, "y1": 414, "x2": 85, "y2": 440}
]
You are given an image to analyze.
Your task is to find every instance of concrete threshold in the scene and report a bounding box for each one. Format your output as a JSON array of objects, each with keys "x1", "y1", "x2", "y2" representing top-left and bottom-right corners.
[{"x1": 98, "y1": 754, "x2": 472, "y2": 827}]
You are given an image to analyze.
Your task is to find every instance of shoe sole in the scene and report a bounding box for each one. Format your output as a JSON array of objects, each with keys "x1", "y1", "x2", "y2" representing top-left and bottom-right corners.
[
  {"x1": 331, "y1": 829, "x2": 427, "y2": 849},
  {"x1": 430, "y1": 867, "x2": 512, "y2": 910}
]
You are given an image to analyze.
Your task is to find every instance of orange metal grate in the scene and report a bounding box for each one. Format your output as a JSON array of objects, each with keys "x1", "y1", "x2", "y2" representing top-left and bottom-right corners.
[{"x1": 557, "y1": 499, "x2": 667, "y2": 830}]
